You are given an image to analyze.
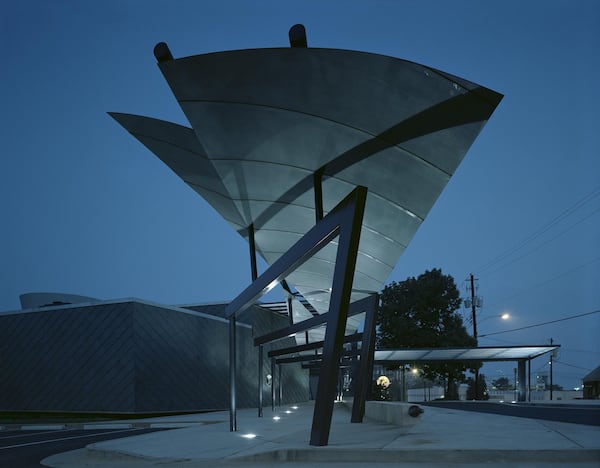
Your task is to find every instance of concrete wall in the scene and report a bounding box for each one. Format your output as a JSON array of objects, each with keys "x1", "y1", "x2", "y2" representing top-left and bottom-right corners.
[
  {"x1": 364, "y1": 401, "x2": 423, "y2": 427},
  {"x1": 0, "y1": 300, "x2": 308, "y2": 413},
  {"x1": 488, "y1": 390, "x2": 583, "y2": 402}
]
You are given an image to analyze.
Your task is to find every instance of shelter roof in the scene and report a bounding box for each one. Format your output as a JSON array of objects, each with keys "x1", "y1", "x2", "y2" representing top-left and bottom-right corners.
[
  {"x1": 375, "y1": 345, "x2": 560, "y2": 363},
  {"x1": 583, "y1": 366, "x2": 600, "y2": 382},
  {"x1": 111, "y1": 45, "x2": 502, "y2": 340}
]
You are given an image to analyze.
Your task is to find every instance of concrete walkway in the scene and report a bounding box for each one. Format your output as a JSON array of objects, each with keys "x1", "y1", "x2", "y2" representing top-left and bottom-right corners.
[{"x1": 43, "y1": 401, "x2": 600, "y2": 467}]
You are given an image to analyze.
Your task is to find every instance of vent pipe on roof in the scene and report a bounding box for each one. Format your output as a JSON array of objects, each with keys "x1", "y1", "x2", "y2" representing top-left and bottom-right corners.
[
  {"x1": 289, "y1": 24, "x2": 307, "y2": 48},
  {"x1": 154, "y1": 42, "x2": 173, "y2": 62}
]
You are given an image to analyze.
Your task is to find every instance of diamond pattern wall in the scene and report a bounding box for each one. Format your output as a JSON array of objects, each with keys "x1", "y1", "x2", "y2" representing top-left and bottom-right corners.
[{"x1": 0, "y1": 300, "x2": 308, "y2": 412}]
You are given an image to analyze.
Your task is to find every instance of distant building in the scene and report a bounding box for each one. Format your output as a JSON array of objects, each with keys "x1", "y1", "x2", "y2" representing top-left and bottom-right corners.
[
  {"x1": 582, "y1": 366, "x2": 600, "y2": 399},
  {"x1": 0, "y1": 294, "x2": 308, "y2": 413}
]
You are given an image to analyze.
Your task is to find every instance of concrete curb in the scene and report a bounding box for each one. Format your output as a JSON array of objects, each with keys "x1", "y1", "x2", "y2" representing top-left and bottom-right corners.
[
  {"x1": 235, "y1": 448, "x2": 600, "y2": 464},
  {"x1": 45, "y1": 446, "x2": 600, "y2": 466}
]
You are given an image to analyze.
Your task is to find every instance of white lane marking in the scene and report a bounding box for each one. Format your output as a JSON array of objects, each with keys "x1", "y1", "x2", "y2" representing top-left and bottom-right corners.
[
  {"x1": 82, "y1": 423, "x2": 132, "y2": 430},
  {"x1": 0, "y1": 428, "x2": 145, "y2": 450},
  {"x1": 0, "y1": 428, "x2": 75, "y2": 440},
  {"x1": 21, "y1": 425, "x2": 66, "y2": 430}
]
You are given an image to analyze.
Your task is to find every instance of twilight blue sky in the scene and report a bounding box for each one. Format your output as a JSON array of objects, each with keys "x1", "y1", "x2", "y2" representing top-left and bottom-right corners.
[{"x1": 2, "y1": 1, "x2": 599, "y2": 389}]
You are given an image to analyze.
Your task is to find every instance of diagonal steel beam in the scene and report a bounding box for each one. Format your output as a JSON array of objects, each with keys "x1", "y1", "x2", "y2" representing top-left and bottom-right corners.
[
  {"x1": 310, "y1": 187, "x2": 366, "y2": 446},
  {"x1": 267, "y1": 332, "x2": 363, "y2": 358},
  {"x1": 226, "y1": 186, "x2": 367, "y2": 445},
  {"x1": 226, "y1": 187, "x2": 367, "y2": 319},
  {"x1": 350, "y1": 293, "x2": 378, "y2": 423}
]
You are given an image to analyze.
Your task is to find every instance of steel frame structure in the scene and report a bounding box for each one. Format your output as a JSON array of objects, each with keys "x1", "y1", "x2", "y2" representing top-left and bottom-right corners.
[
  {"x1": 226, "y1": 186, "x2": 370, "y2": 446},
  {"x1": 262, "y1": 293, "x2": 378, "y2": 425}
]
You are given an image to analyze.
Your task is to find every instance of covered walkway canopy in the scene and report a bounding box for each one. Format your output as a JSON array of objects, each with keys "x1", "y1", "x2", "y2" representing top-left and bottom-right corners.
[
  {"x1": 375, "y1": 345, "x2": 560, "y2": 403},
  {"x1": 375, "y1": 345, "x2": 559, "y2": 364}
]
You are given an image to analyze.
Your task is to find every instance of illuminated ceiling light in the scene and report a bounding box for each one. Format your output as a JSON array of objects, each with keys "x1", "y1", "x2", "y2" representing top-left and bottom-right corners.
[
  {"x1": 291, "y1": 406, "x2": 298, "y2": 410},
  {"x1": 241, "y1": 433, "x2": 257, "y2": 439},
  {"x1": 285, "y1": 410, "x2": 292, "y2": 414},
  {"x1": 272, "y1": 416, "x2": 281, "y2": 421}
]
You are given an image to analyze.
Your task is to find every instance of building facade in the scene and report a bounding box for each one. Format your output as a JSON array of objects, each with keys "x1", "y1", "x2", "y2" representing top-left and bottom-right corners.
[{"x1": 0, "y1": 297, "x2": 308, "y2": 413}]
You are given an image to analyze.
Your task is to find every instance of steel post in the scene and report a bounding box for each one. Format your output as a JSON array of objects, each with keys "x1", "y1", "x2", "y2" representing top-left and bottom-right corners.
[
  {"x1": 229, "y1": 316, "x2": 237, "y2": 431},
  {"x1": 271, "y1": 358, "x2": 275, "y2": 411},
  {"x1": 258, "y1": 345, "x2": 263, "y2": 417},
  {"x1": 310, "y1": 187, "x2": 366, "y2": 446},
  {"x1": 351, "y1": 294, "x2": 378, "y2": 423}
]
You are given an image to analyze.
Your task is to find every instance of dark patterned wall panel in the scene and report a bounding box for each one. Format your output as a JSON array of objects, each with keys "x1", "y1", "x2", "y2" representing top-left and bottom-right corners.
[
  {"x1": 0, "y1": 304, "x2": 135, "y2": 412},
  {"x1": 132, "y1": 303, "x2": 258, "y2": 411},
  {"x1": 0, "y1": 301, "x2": 308, "y2": 413},
  {"x1": 252, "y1": 307, "x2": 310, "y2": 405}
]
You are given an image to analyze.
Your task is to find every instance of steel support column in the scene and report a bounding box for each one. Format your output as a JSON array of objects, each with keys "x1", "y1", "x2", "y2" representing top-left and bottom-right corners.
[
  {"x1": 278, "y1": 364, "x2": 283, "y2": 406},
  {"x1": 314, "y1": 169, "x2": 324, "y2": 222},
  {"x1": 310, "y1": 189, "x2": 366, "y2": 446},
  {"x1": 258, "y1": 345, "x2": 264, "y2": 417},
  {"x1": 248, "y1": 223, "x2": 258, "y2": 281},
  {"x1": 517, "y1": 359, "x2": 527, "y2": 402},
  {"x1": 229, "y1": 316, "x2": 237, "y2": 431},
  {"x1": 351, "y1": 294, "x2": 378, "y2": 423},
  {"x1": 271, "y1": 358, "x2": 276, "y2": 411},
  {"x1": 287, "y1": 295, "x2": 293, "y2": 327},
  {"x1": 226, "y1": 187, "x2": 367, "y2": 447},
  {"x1": 528, "y1": 358, "x2": 531, "y2": 402}
]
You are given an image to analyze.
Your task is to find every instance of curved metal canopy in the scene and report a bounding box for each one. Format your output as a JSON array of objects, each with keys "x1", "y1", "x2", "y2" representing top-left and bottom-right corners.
[{"x1": 110, "y1": 45, "x2": 502, "y2": 331}]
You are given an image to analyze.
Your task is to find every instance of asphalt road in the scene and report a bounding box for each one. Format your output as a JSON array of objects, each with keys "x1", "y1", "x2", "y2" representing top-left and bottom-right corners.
[
  {"x1": 0, "y1": 427, "x2": 167, "y2": 468},
  {"x1": 421, "y1": 401, "x2": 600, "y2": 426}
]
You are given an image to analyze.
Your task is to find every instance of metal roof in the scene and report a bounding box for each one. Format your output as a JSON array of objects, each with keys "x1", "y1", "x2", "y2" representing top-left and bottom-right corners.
[
  {"x1": 375, "y1": 345, "x2": 560, "y2": 363},
  {"x1": 111, "y1": 45, "x2": 502, "y2": 339},
  {"x1": 582, "y1": 365, "x2": 600, "y2": 382}
]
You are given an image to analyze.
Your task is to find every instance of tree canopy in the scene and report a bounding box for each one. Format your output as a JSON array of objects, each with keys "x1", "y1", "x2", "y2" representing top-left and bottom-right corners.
[{"x1": 376, "y1": 268, "x2": 477, "y2": 396}]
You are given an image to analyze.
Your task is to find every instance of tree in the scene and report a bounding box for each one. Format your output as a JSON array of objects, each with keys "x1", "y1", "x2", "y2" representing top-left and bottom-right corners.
[
  {"x1": 466, "y1": 374, "x2": 489, "y2": 400},
  {"x1": 377, "y1": 268, "x2": 477, "y2": 399},
  {"x1": 491, "y1": 377, "x2": 511, "y2": 390}
]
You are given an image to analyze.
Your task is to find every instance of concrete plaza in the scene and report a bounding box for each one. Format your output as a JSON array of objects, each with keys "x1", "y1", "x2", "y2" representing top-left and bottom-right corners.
[{"x1": 43, "y1": 400, "x2": 600, "y2": 467}]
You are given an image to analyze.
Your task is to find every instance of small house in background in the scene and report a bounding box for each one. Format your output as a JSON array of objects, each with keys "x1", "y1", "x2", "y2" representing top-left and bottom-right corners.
[{"x1": 582, "y1": 366, "x2": 600, "y2": 399}]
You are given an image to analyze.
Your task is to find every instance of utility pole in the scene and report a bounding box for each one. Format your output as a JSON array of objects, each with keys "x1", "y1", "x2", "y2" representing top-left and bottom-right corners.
[
  {"x1": 467, "y1": 273, "x2": 481, "y2": 399},
  {"x1": 470, "y1": 274, "x2": 478, "y2": 340}
]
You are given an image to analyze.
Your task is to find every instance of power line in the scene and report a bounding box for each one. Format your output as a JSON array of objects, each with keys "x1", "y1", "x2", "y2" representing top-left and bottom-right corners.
[
  {"x1": 558, "y1": 348, "x2": 600, "y2": 355},
  {"x1": 555, "y1": 361, "x2": 592, "y2": 372},
  {"x1": 474, "y1": 185, "x2": 600, "y2": 275},
  {"x1": 483, "y1": 207, "x2": 600, "y2": 277},
  {"x1": 481, "y1": 336, "x2": 600, "y2": 356},
  {"x1": 479, "y1": 336, "x2": 522, "y2": 345},
  {"x1": 478, "y1": 309, "x2": 600, "y2": 337},
  {"x1": 484, "y1": 256, "x2": 600, "y2": 310}
]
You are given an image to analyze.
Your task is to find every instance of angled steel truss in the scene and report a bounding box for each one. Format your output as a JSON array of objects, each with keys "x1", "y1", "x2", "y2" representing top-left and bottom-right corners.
[
  {"x1": 263, "y1": 293, "x2": 378, "y2": 426},
  {"x1": 225, "y1": 186, "x2": 377, "y2": 446}
]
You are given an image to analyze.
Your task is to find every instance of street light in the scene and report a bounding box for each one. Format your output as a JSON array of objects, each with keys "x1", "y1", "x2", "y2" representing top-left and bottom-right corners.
[
  {"x1": 411, "y1": 368, "x2": 426, "y2": 401},
  {"x1": 472, "y1": 312, "x2": 510, "y2": 400},
  {"x1": 479, "y1": 312, "x2": 510, "y2": 324}
]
